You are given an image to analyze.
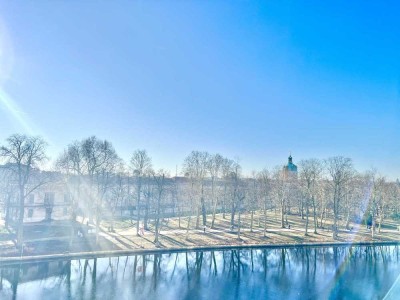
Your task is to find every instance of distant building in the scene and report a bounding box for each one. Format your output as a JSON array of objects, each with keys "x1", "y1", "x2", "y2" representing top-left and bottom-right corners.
[
  {"x1": 0, "y1": 165, "x2": 72, "y2": 225},
  {"x1": 6, "y1": 182, "x2": 72, "y2": 224},
  {"x1": 283, "y1": 155, "x2": 298, "y2": 178}
]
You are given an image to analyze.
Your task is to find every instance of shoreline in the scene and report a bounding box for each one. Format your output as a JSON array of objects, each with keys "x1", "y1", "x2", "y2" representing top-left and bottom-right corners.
[
  {"x1": 2, "y1": 212, "x2": 400, "y2": 265},
  {"x1": 1, "y1": 240, "x2": 400, "y2": 265}
]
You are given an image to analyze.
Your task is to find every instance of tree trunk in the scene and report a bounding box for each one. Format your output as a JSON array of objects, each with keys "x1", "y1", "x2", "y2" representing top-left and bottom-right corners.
[
  {"x1": 305, "y1": 198, "x2": 309, "y2": 236},
  {"x1": 222, "y1": 198, "x2": 226, "y2": 219},
  {"x1": 211, "y1": 197, "x2": 218, "y2": 229},
  {"x1": 300, "y1": 199, "x2": 304, "y2": 219},
  {"x1": 222, "y1": 184, "x2": 227, "y2": 219},
  {"x1": 230, "y1": 203, "x2": 236, "y2": 227},
  {"x1": 237, "y1": 206, "x2": 241, "y2": 240},
  {"x1": 250, "y1": 210, "x2": 254, "y2": 232},
  {"x1": 378, "y1": 208, "x2": 383, "y2": 233},
  {"x1": 371, "y1": 215, "x2": 375, "y2": 238},
  {"x1": 263, "y1": 203, "x2": 267, "y2": 237},
  {"x1": 136, "y1": 177, "x2": 142, "y2": 236},
  {"x1": 5, "y1": 195, "x2": 10, "y2": 229},
  {"x1": 110, "y1": 209, "x2": 115, "y2": 232},
  {"x1": 17, "y1": 185, "x2": 25, "y2": 249},
  {"x1": 195, "y1": 206, "x2": 200, "y2": 229},
  {"x1": 95, "y1": 207, "x2": 100, "y2": 244},
  {"x1": 144, "y1": 199, "x2": 149, "y2": 230},
  {"x1": 378, "y1": 214, "x2": 382, "y2": 233},
  {"x1": 154, "y1": 201, "x2": 161, "y2": 245},
  {"x1": 312, "y1": 198, "x2": 317, "y2": 234},
  {"x1": 345, "y1": 210, "x2": 350, "y2": 230},
  {"x1": 186, "y1": 215, "x2": 191, "y2": 240},
  {"x1": 201, "y1": 196, "x2": 207, "y2": 226},
  {"x1": 154, "y1": 217, "x2": 160, "y2": 244},
  {"x1": 178, "y1": 209, "x2": 181, "y2": 228},
  {"x1": 130, "y1": 207, "x2": 134, "y2": 224},
  {"x1": 319, "y1": 206, "x2": 326, "y2": 228},
  {"x1": 333, "y1": 189, "x2": 338, "y2": 239}
]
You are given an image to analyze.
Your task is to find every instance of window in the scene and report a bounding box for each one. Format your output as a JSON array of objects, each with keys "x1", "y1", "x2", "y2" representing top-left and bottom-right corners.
[
  {"x1": 64, "y1": 193, "x2": 70, "y2": 203},
  {"x1": 63, "y1": 207, "x2": 68, "y2": 216},
  {"x1": 28, "y1": 194, "x2": 34, "y2": 204},
  {"x1": 28, "y1": 209, "x2": 33, "y2": 218}
]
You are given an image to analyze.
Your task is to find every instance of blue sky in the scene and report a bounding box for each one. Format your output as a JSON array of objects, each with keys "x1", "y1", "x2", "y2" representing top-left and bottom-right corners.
[{"x1": 0, "y1": 1, "x2": 399, "y2": 177}]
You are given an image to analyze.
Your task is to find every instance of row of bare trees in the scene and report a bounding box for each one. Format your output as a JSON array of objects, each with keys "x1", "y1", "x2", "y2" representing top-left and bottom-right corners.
[
  {"x1": 1, "y1": 134, "x2": 400, "y2": 248},
  {"x1": 0, "y1": 134, "x2": 49, "y2": 248}
]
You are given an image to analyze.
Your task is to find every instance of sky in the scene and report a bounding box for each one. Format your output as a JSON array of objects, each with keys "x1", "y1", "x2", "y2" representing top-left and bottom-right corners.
[{"x1": 0, "y1": 1, "x2": 399, "y2": 178}]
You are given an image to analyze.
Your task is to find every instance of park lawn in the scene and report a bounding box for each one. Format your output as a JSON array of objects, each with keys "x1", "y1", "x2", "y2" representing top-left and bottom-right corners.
[
  {"x1": 98, "y1": 210, "x2": 400, "y2": 252},
  {"x1": 2, "y1": 211, "x2": 400, "y2": 258}
]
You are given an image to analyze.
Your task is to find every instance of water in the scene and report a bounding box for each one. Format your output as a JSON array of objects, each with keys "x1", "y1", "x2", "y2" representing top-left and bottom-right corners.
[{"x1": 1, "y1": 245, "x2": 400, "y2": 300}]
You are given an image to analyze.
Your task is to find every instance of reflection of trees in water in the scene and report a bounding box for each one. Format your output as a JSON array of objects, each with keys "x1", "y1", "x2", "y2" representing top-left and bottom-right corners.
[
  {"x1": 65, "y1": 260, "x2": 71, "y2": 300},
  {"x1": 152, "y1": 254, "x2": 160, "y2": 290},
  {"x1": 211, "y1": 251, "x2": 218, "y2": 275},
  {"x1": 0, "y1": 270, "x2": 3, "y2": 293},
  {"x1": 11, "y1": 268, "x2": 18, "y2": 300},
  {"x1": 90, "y1": 258, "x2": 97, "y2": 300},
  {"x1": 2, "y1": 245, "x2": 400, "y2": 299},
  {"x1": 0, "y1": 260, "x2": 71, "y2": 300}
]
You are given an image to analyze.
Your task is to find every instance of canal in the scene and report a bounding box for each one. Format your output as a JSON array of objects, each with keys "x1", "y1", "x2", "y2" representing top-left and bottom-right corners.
[{"x1": 1, "y1": 245, "x2": 400, "y2": 299}]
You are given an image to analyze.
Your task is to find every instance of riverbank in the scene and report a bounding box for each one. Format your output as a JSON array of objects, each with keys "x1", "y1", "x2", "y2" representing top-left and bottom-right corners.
[
  {"x1": 2, "y1": 240, "x2": 400, "y2": 265},
  {"x1": 1, "y1": 211, "x2": 400, "y2": 262}
]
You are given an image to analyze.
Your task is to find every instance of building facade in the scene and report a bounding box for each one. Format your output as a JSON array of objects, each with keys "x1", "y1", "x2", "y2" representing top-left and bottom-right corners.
[{"x1": 6, "y1": 183, "x2": 72, "y2": 224}]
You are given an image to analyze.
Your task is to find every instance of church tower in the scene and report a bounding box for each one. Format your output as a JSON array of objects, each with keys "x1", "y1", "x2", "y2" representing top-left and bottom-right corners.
[{"x1": 283, "y1": 154, "x2": 298, "y2": 178}]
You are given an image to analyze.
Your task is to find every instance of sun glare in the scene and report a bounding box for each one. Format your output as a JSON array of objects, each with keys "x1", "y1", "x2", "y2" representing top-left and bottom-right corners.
[
  {"x1": 0, "y1": 17, "x2": 14, "y2": 85},
  {"x1": 0, "y1": 88, "x2": 34, "y2": 134}
]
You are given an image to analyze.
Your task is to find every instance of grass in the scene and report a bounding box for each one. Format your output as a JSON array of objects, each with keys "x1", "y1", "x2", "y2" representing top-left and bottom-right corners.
[
  {"x1": 94, "y1": 210, "x2": 400, "y2": 252},
  {"x1": 2, "y1": 210, "x2": 400, "y2": 258}
]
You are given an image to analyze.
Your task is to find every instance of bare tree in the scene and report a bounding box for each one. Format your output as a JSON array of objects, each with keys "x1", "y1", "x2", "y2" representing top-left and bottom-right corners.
[
  {"x1": 364, "y1": 170, "x2": 386, "y2": 237},
  {"x1": 56, "y1": 141, "x2": 84, "y2": 175},
  {"x1": 0, "y1": 165, "x2": 18, "y2": 229},
  {"x1": 386, "y1": 182, "x2": 400, "y2": 226},
  {"x1": 221, "y1": 158, "x2": 234, "y2": 219},
  {"x1": 318, "y1": 180, "x2": 332, "y2": 228},
  {"x1": 299, "y1": 159, "x2": 323, "y2": 235},
  {"x1": 376, "y1": 178, "x2": 388, "y2": 234},
  {"x1": 343, "y1": 176, "x2": 356, "y2": 230},
  {"x1": 232, "y1": 165, "x2": 246, "y2": 240},
  {"x1": 142, "y1": 169, "x2": 154, "y2": 230},
  {"x1": 153, "y1": 169, "x2": 169, "y2": 245},
  {"x1": 325, "y1": 156, "x2": 353, "y2": 239},
  {"x1": 0, "y1": 134, "x2": 48, "y2": 248},
  {"x1": 130, "y1": 149, "x2": 152, "y2": 235},
  {"x1": 58, "y1": 136, "x2": 120, "y2": 242},
  {"x1": 56, "y1": 141, "x2": 83, "y2": 222},
  {"x1": 208, "y1": 153, "x2": 224, "y2": 228},
  {"x1": 183, "y1": 151, "x2": 209, "y2": 227},
  {"x1": 82, "y1": 137, "x2": 120, "y2": 242},
  {"x1": 271, "y1": 167, "x2": 289, "y2": 228},
  {"x1": 247, "y1": 171, "x2": 259, "y2": 233},
  {"x1": 109, "y1": 162, "x2": 129, "y2": 232},
  {"x1": 227, "y1": 159, "x2": 242, "y2": 229},
  {"x1": 258, "y1": 168, "x2": 270, "y2": 236}
]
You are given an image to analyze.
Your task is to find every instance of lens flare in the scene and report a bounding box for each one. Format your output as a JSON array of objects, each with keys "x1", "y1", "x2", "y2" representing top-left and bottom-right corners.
[
  {"x1": 0, "y1": 88, "x2": 35, "y2": 134},
  {"x1": 0, "y1": 17, "x2": 14, "y2": 85}
]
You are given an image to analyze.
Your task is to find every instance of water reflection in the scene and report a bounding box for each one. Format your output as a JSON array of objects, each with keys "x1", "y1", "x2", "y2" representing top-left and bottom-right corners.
[{"x1": 1, "y1": 245, "x2": 400, "y2": 299}]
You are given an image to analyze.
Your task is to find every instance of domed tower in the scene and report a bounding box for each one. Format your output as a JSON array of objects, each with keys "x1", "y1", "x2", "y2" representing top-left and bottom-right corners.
[{"x1": 283, "y1": 154, "x2": 298, "y2": 178}]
